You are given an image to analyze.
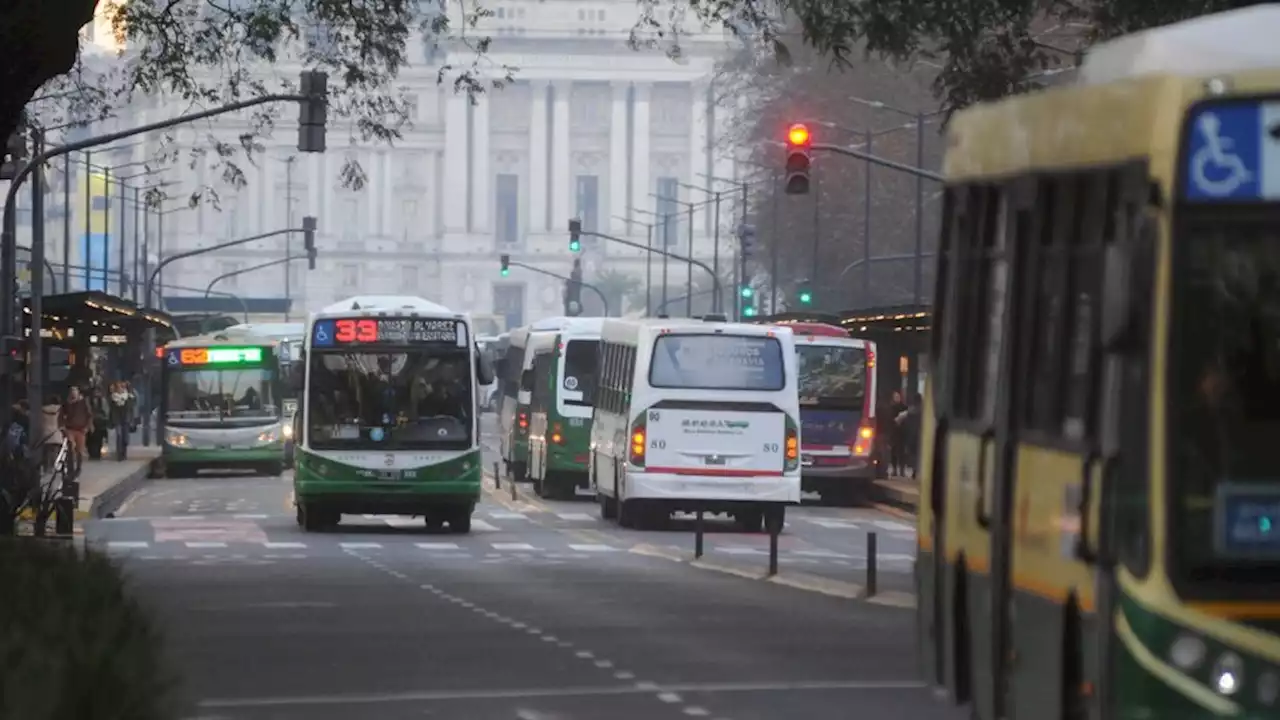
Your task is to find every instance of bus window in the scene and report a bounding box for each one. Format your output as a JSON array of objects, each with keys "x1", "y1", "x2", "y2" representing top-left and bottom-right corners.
[
  {"x1": 562, "y1": 339, "x2": 598, "y2": 407},
  {"x1": 167, "y1": 367, "x2": 278, "y2": 422},
  {"x1": 649, "y1": 334, "x2": 785, "y2": 391}
]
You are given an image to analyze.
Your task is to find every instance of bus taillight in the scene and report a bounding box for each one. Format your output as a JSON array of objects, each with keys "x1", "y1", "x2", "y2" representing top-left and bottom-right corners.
[
  {"x1": 629, "y1": 419, "x2": 646, "y2": 467},
  {"x1": 854, "y1": 425, "x2": 874, "y2": 457},
  {"x1": 551, "y1": 422, "x2": 563, "y2": 444},
  {"x1": 518, "y1": 412, "x2": 529, "y2": 430},
  {"x1": 784, "y1": 421, "x2": 799, "y2": 472}
]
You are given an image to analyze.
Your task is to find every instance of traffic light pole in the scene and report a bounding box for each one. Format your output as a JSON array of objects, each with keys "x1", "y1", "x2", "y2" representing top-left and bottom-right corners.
[
  {"x1": 507, "y1": 261, "x2": 610, "y2": 317},
  {"x1": 205, "y1": 255, "x2": 306, "y2": 297},
  {"x1": 810, "y1": 143, "x2": 943, "y2": 182},
  {"x1": 0, "y1": 85, "x2": 325, "y2": 428},
  {"x1": 580, "y1": 230, "x2": 722, "y2": 317}
]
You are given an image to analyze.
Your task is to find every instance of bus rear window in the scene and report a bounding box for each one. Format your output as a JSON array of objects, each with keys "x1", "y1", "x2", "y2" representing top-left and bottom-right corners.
[
  {"x1": 649, "y1": 334, "x2": 785, "y2": 391},
  {"x1": 562, "y1": 340, "x2": 598, "y2": 405}
]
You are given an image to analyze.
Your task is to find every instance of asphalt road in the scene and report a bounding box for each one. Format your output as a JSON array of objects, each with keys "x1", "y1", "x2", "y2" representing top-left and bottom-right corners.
[{"x1": 88, "y1": 425, "x2": 958, "y2": 720}]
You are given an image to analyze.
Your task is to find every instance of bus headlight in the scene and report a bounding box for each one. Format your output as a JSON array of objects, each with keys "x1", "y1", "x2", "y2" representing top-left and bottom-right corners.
[
  {"x1": 282, "y1": 423, "x2": 294, "y2": 440},
  {"x1": 1211, "y1": 651, "x2": 1244, "y2": 696},
  {"x1": 165, "y1": 431, "x2": 189, "y2": 447}
]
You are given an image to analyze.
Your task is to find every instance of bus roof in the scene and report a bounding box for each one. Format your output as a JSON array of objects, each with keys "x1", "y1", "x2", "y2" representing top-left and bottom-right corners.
[
  {"x1": 165, "y1": 330, "x2": 278, "y2": 349},
  {"x1": 1080, "y1": 6, "x2": 1280, "y2": 86},
  {"x1": 768, "y1": 321, "x2": 849, "y2": 338},
  {"x1": 314, "y1": 295, "x2": 457, "y2": 318},
  {"x1": 601, "y1": 317, "x2": 793, "y2": 345},
  {"x1": 226, "y1": 322, "x2": 306, "y2": 339}
]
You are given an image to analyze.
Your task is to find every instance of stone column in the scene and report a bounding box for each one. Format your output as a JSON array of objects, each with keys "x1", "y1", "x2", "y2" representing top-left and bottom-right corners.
[
  {"x1": 608, "y1": 81, "x2": 629, "y2": 235},
  {"x1": 368, "y1": 152, "x2": 383, "y2": 236},
  {"x1": 528, "y1": 81, "x2": 550, "y2": 232},
  {"x1": 442, "y1": 92, "x2": 469, "y2": 232},
  {"x1": 551, "y1": 81, "x2": 572, "y2": 232},
  {"x1": 629, "y1": 83, "x2": 652, "y2": 217},
  {"x1": 471, "y1": 93, "x2": 491, "y2": 233},
  {"x1": 381, "y1": 151, "x2": 394, "y2": 237},
  {"x1": 689, "y1": 82, "x2": 710, "y2": 235}
]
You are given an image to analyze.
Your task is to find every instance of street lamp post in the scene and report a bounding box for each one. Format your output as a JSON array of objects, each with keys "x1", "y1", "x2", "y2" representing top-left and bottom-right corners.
[
  {"x1": 611, "y1": 214, "x2": 655, "y2": 316},
  {"x1": 632, "y1": 207, "x2": 672, "y2": 312},
  {"x1": 652, "y1": 193, "x2": 698, "y2": 316},
  {"x1": 679, "y1": 182, "x2": 723, "y2": 299}
]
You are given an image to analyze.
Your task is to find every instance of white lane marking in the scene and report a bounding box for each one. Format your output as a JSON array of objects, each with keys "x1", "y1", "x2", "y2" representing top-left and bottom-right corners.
[
  {"x1": 471, "y1": 519, "x2": 501, "y2": 532},
  {"x1": 657, "y1": 692, "x2": 682, "y2": 703},
  {"x1": 232, "y1": 514, "x2": 268, "y2": 520},
  {"x1": 491, "y1": 542, "x2": 536, "y2": 551},
  {"x1": 717, "y1": 547, "x2": 765, "y2": 555},
  {"x1": 556, "y1": 512, "x2": 594, "y2": 521},
  {"x1": 874, "y1": 520, "x2": 914, "y2": 532},
  {"x1": 793, "y1": 549, "x2": 853, "y2": 558},
  {"x1": 107, "y1": 541, "x2": 149, "y2": 549},
  {"x1": 382, "y1": 518, "x2": 424, "y2": 528},
  {"x1": 263, "y1": 542, "x2": 307, "y2": 549},
  {"x1": 487, "y1": 511, "x2": 531, "y2": 520},
  {"x1": 804, "y1": 518, "x2": 861, "y2": 529},
  {"x1": 682, "y1": 707, "x2": 710, "y2": 716},
  {"x1": 415, "y1": 542, "x2": 462, "y2": 550},
  {"x1": 567, "y1": 544, "x2": 617, "y2": 553},
  {"x1": 185, "y1": 542, "x2": 227, "y2": 549},
  {"x1": 340, "y1": 542, "x2": 383, "y2": 549}
]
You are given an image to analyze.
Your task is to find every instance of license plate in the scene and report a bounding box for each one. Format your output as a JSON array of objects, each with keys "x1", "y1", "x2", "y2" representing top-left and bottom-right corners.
[
  {"x1": 373, "y1": 471, "x2": 400, "y2": 481},
  {"x1": 704, "y1": 456, "x2": 726, "y2": 466},
  {"x1": 801, "y1": 455, "x2": 814, "y2": 466},
  {"x1": 217, "y1": 444, "x2": 232, "y2": 450}
]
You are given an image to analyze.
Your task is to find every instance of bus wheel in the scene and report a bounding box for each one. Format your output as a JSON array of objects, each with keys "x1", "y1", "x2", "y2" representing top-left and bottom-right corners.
[
  {"x1": 425, "y1": 516, "x2": 444, "y2": 532},
  {"x1": 263, "y1": 462, "x2": 283, "y2": 477},
  {"x1": 299, "y1": 505, "x2": 337, "y2": 531},
  {"x1": 449, "y1": 511, "x2": 472, "y2": 534},
  {"x1": 599, "y1": 493, "x2": 618, "y2": 520}
]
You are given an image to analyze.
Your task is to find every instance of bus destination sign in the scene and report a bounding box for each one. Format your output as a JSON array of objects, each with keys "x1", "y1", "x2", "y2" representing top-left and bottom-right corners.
[
  {"x1": 165, "y1": 346, "x2": 264, "y2": 367},
  {"x1": 312, "y1": 318, "x2": 465, "y2": 347}
]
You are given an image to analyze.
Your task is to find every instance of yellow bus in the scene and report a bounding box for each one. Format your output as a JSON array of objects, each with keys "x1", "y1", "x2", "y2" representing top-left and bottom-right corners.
[{"x1": 916, "y1": 8, "x2": 1280, "y2": 719}]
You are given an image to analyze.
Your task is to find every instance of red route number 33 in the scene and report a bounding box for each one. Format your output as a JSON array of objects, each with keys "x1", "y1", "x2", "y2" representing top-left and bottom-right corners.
[{"x1": 335, "y1": 319, "x2": 378, "y2": 343}]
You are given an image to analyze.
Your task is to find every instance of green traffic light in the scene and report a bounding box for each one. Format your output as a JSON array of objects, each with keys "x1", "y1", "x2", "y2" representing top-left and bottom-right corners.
[
  {"x1": 743, "y1": 306, "x2": 757, "y2": 317},
  {"x1": 569, "y1": 240, "x2": 581, "y2": 252},
  {"x1": 799, "y1": 292, "x2": 812, "y2": 304},
  {"x1": 740, "y1": 286, "x2": 753, "y2": 298},
  {"x1": 501, "y1": 268, "x2": 509, "y2": 276}
]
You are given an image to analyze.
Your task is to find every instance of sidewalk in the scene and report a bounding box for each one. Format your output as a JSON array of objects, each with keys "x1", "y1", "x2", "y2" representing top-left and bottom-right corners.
[
  {"x1": 872, "y1": 475, "x2": 919, "y2": 513},
  {"x1": 17, "y1": 445, "x2": 160, "y2": 524}
]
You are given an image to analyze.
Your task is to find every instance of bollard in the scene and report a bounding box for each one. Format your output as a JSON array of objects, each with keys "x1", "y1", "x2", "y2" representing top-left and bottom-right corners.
[
  {"x1": 694, "y1": 510, "x2": 704, "y2": 559},
  {"x1": 510, "y1": 471, "x2": 517, "y2": 501},
  {"x1": 768, "y1": 525, "x2": 780, "y2": 576},
  {"x1": 493, "y1": 461, "x2": 501, "y2": 490},
  {"x1": 866, "y1": 530, "x2": 878, "y2": 597}
]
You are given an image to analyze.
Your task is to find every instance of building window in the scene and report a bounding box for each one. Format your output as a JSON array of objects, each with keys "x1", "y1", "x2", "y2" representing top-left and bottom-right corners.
[
  {"x1": 404, "y1": 94, "x2": 419, "y2": 121},
  {"x1": 340, "y1": 263, "x2": 359, "y2": 288},
  {"x1": 575, "y1": 175, "x2": 599, "y2": 234},
  {"x1": 401, "y1": 199, "x2": 419, "y2": 237},
  {"x1": 655, "y1": 176, "x2": 680, "y2": 247},
  {"x1": 341, "y1": 197, "x2": 359, "y2": 241},
  {"x1": 401, "y1": 264, "x2": 419, "y2": 290},
  {"x1": 495, "y1": 173, "x2": 519, "y2": 245}
]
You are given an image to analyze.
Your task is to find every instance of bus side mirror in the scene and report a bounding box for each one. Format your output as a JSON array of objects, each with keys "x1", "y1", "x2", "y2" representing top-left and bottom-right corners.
[
  {"x1": 288, "y1": 355, "x2": 305, "y2": 392},
  {"x1": 476, "y1": 346, "x2": 496, "y2": 386},
  {"x1": 1101, "y1": 216, "x2": 1155, "y2": 352}
]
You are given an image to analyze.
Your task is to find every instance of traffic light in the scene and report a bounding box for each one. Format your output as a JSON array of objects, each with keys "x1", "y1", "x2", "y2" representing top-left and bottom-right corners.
[
  {"x1": 568, "y1": 218, "x2": 582, "y2": 253},
  {"x1": 564, "y1": 258, "x2": 584, "y2": 316},
  {"x1": 1, "y1": 336, "x2": 23, "y2": 375},
  {"x1": 740, "y1": 285, "x2": 753, "y2": 299},
  {"x1": 797, "y1": 279, "x2": 813, "y2": 305},
  {"x1": 784, "y1": 122, "x2": 811, "y2": 195},
  {"x1": 500, "y1": 254, "x2": 510, "y2": 276},
  {"x1": 743, "y1": 306, "x2": 757, "y2": 317},
  {"x1": 302, "y1": 216, "x2": 317, "y2": 269},
  {"x1": 737, "y1": 223, "x2": 757, "y2": 261},
  {"x1": 298, "y1": 70, "x2": 328, "y2": 153}
]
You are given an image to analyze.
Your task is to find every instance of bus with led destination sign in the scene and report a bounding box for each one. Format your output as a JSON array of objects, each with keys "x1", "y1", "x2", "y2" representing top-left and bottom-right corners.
[
  {"x1": 291, "y1": 296, "x2": 495, "y2": 533},
  {"x1": 160, "y1": 331, "x2": 287, "y2": 478}
]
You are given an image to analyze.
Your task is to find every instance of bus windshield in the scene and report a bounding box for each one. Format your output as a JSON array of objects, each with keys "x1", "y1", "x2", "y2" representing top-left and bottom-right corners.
[
  {"x1": 796, "y1": 344, "x2": 866, "y2": 408},
  {"x1": 1172, "y1": 223, "x2": 1280, "y2": 587},
  {"x1": 306, "y1": 350, "x2": 473, "y2": 450},
  {"x1": 561, "y1": 339, "x2": 598, "y2": 407},
  {"x1": 649, "y1": 334, "x2": 785, "y2": 391},
  {"x1": 166, "y1": 367, "x2": 279, "y2": 425}
]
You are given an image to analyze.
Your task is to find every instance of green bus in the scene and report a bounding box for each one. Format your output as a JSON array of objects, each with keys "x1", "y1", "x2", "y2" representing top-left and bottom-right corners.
[
  {"x1": 497, "y1": 317, "x2": 575, "y2": 483},
  {"x1": 291, "y1": 296, "x2": 494, "y2": 533},
  {"x1": 527, "y1": 318, "x2": 604, "y2": 499},
  {"x1": 159, "y1": 331, "x2": 288, "y2": 478}
]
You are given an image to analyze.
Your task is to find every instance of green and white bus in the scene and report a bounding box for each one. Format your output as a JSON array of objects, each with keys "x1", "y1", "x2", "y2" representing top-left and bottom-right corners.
[
  {"x1": 497, "y1": 317, "x2": 576, "y2": 483},
  {"x1": 291, "y1": 296, "x2": 494, "y2": 533},
  {"x1": 228, "y1": 323, "x2": 305, "y2": 463},
  {"x1": 160, "y1": 331, "x2": 288, "y2": 478},
  {"x1": 527, "y1": 317, "x2": 605, "y2": 499}
]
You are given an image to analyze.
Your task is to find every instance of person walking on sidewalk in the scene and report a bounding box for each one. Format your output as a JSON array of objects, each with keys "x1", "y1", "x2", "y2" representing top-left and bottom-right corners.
[
  {"x1": 87, "y1": 386, "x2": 109, "y2": 460},
  {"x1": 109, "y1": 381, "x2": 135, "y2": 461},
  {"x1": 57, "y1": 389, "x2": 92, "y2": 475}
]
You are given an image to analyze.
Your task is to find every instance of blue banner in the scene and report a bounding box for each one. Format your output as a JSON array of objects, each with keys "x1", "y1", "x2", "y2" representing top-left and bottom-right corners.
[{"x1": 80, "y1": 232, "x2": 110, "y2": 291}]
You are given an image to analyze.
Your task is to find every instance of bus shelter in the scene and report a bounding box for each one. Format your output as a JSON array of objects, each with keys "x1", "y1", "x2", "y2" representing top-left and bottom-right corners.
[{"x1": 20, "y1": 291, "x2": 175, "y2": 400}]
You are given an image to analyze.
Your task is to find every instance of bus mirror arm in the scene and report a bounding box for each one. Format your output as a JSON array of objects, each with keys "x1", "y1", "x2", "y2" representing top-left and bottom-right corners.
[{"x1": 1101, "y1": 216, "x2": 1156, "y2": 352}]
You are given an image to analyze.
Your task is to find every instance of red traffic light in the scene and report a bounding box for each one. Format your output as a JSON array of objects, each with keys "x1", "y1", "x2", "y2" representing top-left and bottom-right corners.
[{"x1": 787, "y1": 123, "x2": 810, "y2": 147}]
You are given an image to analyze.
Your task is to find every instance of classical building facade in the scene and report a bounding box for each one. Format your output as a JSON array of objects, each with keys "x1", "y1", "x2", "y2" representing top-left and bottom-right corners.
[{"x1": 97, "y1": 2, "x2": 740, "y2": 327}]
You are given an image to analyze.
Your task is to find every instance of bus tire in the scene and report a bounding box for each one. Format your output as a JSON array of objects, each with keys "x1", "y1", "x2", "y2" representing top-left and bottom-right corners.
[
  {"x1": 299, "y1": 504, "x2": 337, "y2": 532},
  {"x1": 599, "y1": 493, "x2": 618, "y2": 520},
  {"x1": 449, "y1": 511, "x2": 472, "y2": 534},
  {"x1": 263, "y1": 462, "x2": 283, "y2": 477}
]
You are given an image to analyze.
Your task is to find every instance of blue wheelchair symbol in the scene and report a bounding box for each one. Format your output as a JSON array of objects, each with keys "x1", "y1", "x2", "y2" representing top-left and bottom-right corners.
[
  {"x1": 1184, "y1": 104, "x2": 1264, "y2": 201},
  {"x1": 313, "y1": 320, "x2": 334, "y2": 346},
  {"x1": 167, "y1": 351, "x2": 180, "y2": 366}
]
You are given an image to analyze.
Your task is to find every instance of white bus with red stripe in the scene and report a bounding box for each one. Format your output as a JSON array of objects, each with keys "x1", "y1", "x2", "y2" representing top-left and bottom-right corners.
[
  {"x1": 772, "y1": 321, "x2": 878, "y2": 506},
  {"x1": 587, "y1": 318, "x2": 801, "y2": 532}
]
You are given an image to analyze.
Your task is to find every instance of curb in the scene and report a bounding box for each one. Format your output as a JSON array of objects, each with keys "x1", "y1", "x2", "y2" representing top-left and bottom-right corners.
[
  {"x1": 629, "y1": 543, "x2": 916, "y2": 608},
  {"x1": 84, "y1": 459, "x2": 159, "y2": 520},
  {"x1": 871, "y1": 479, "x2": 919, "y2": 515}
]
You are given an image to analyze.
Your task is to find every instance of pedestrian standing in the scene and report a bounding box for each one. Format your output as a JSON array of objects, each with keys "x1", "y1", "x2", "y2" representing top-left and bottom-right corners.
[{"x1": 109, "y1": 381, "x2": 134, "y2": 461}]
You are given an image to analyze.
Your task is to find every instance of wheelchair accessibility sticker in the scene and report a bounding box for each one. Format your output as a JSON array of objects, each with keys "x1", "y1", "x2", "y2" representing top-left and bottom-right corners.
[{"x1": 1183, "y1": 101, "x2": 1280, "y2": 201}]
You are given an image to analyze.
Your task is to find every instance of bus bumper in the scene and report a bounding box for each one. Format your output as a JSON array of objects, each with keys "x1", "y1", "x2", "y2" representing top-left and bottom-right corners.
[
  {"x1": 162, "y1": 446, "x2": 284, "y2": 470},
  {"x1": 622, "y1": 470, "x2": 800, "y2": 507},
  {"x1": 800, "y1": 457, "x2": 875, "y2": 504},
  {"x1": 293, "y1": 454, "x2": 483, "y2": 513}
]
